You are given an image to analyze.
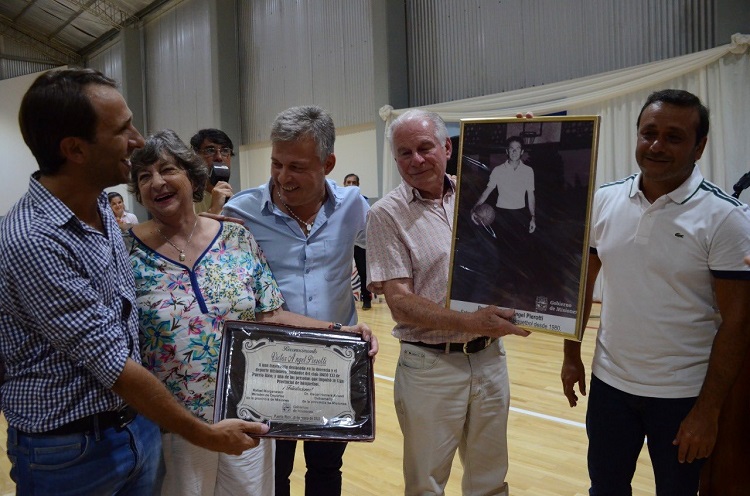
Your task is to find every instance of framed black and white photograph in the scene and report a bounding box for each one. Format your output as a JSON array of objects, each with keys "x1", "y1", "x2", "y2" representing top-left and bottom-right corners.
[{"x1": 447, "y1": 116, "x2": 600, "y2": 340}]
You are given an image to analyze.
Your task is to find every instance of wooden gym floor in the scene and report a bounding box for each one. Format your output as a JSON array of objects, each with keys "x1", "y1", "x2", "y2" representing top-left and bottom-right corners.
[{"x1": 0, "y1": 300, "x2": 657, "y2": 495}]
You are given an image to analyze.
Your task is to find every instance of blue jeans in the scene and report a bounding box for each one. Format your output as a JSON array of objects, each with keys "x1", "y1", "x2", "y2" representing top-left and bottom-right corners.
[
  {"x1": 7, "y1": 414, "x2": 162, "y2": 496},
  {"x1": 587, "y1": 375, "x2": 704, "y2": 496}
]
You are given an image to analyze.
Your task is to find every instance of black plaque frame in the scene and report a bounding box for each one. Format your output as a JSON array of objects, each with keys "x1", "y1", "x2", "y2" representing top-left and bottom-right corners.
[{"x1": 214, "y1": 321, "x2": 375, "y2": 441}]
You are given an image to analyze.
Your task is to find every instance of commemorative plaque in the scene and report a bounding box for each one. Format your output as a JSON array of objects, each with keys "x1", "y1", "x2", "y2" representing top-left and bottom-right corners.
[{"x1": 214, "y1": 321, "x2": 375, "y2": 441}]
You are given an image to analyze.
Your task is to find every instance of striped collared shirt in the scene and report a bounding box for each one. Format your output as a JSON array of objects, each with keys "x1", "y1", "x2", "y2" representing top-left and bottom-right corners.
[
  {"x1": 0, "y1": 174, "x2": 138, "y2": 432},
  {"x1": 367, "y1": 175, "x2": 478, "y2": 344}
]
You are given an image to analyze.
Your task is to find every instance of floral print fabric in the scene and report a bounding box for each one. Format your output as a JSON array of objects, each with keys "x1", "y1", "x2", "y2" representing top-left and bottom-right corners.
[{"x1": 124, "y1": 222, "x2": 284, "y2": 422}]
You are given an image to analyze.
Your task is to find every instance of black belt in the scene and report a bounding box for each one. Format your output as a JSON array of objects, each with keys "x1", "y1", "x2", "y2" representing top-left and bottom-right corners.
[
  {"x1": 408, "y1": 337, "x2": 494, "y2": 354},
  {"x1": 24, "y1": 406, "x2": 138, "y2": 437}
]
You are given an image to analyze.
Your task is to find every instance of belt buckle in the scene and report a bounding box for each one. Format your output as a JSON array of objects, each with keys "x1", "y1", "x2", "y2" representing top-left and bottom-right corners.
[
  {"x1": 463, "y1": 337, "x2": 490, "y2": 355},
  {"x1": 115, "y1": 406, "x2": 135, "y2": 430}
]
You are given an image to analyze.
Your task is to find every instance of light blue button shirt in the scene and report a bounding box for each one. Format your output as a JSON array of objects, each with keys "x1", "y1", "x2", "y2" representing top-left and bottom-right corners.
[{"x1": 223, "y1": 179, "x2": 368, "y2": 325}]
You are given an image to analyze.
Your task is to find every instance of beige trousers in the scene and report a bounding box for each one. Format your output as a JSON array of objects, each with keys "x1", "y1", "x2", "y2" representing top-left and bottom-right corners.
[
  {"x1": 159, "y1": 433, "x2": 274, "y2": 496},
  {"x1": 395, "y1": 340, "x2": 511, "y2": 496}
]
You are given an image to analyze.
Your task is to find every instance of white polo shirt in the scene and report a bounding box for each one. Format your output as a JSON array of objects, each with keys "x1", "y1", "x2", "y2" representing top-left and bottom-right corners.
[{"x1": 590, "y1": 166, "x2": 750, "y2": 398}]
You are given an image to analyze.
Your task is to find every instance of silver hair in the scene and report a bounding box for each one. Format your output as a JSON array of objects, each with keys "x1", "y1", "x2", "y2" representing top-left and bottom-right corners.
[
  {"x1": 270, "y1": 105, "x2": 335, "y2": 162},
  {"x1": 128, "y1": 129, "x2": 209, "y2": 203},
  {"x1": 386, "y1": 109, "x2": 449, "y2": 153}
]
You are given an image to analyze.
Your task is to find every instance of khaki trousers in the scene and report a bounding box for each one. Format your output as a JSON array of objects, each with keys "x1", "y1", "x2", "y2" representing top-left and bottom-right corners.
[{"x1": 395, "y1": 340, "x2": 511, "y2": 496}]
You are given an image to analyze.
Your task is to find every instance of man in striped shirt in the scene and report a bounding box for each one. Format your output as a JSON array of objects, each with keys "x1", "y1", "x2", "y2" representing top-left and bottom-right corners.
[{"x1": 366, "y1": 109, "x2": 529, "y2": 496}]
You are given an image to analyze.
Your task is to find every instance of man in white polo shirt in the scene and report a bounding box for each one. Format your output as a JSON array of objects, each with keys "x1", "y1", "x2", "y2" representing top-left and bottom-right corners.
[{"x1": 561, "y1": 89, "x2": 750, "y2": 495}]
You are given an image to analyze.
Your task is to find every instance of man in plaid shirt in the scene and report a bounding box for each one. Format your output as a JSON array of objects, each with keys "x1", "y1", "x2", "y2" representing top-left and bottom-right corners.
[{"x1": 0, "y1": 68, "x2": 267, "y2": 495}]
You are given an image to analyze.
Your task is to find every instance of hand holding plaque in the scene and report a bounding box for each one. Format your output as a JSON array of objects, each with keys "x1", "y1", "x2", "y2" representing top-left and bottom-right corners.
[{"x1": 214, "y1": 321, "x2": 375, "y2": 441}]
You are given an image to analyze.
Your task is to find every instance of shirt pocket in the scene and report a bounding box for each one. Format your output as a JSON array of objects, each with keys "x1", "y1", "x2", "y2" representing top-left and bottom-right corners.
[{"x1": 323, "y1": 239, "x2": 352, "y2": 282}]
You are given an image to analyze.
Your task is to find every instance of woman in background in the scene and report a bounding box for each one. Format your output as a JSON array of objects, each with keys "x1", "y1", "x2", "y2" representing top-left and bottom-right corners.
[
  {"x1": 108, "y1": 191, "x2": 139, "y2": 230},
  {"x1": 124, "y1": 129, "x2": 377, "y2": 496}
]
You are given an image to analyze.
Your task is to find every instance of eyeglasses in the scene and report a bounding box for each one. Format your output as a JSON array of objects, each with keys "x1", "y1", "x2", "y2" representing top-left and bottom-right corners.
[{"x1": 199, "y1": 146, "x2": 233, "y2": 157}]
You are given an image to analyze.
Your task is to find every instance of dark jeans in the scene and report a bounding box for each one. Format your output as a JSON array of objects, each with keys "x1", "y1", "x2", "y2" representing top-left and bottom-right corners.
[
  {"x1": 587, "y1": 375, "x2": 704, "y2": 496},
  {"x1": 7, "y1": 414, "x2": 161, "y2": 496},
  {"x1": 353, "y1": 246, "x2": 371, "y2": 303},
  {"x1": 275, "y1": 439, "x2": 347, "y2": 496}
]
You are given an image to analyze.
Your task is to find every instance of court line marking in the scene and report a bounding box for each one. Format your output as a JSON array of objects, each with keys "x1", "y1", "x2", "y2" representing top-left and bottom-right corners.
[
  {"x1": 371, "y1": 318, "x2": 604, "y2": 430},
  {"x1": 374, "y1": 373, "x2": 586, "y2": 429}
]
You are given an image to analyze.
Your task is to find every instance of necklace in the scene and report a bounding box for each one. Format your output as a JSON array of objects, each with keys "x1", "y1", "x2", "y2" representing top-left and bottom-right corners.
[
  {"x1": 277, "y1": 190, "x2": 319, "y2": 236},
  {"x1": 156, "y1": 217, "x2": 199, "y2": 262}
]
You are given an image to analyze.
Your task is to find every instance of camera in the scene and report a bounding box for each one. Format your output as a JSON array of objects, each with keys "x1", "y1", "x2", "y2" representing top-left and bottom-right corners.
[{"x1": 209, "y1": 163, "x2": 230, "y2": 186}]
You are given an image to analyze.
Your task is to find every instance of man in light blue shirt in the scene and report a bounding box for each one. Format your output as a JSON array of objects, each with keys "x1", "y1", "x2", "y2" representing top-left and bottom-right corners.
[{"x1": 223, "y1": 105, "x2": 369, "y2": 496}]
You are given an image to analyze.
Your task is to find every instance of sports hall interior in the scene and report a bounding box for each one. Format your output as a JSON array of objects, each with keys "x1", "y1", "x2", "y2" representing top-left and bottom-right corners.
[{"x1": 1, "y1": 1, "x2": 749, "y2": 495}]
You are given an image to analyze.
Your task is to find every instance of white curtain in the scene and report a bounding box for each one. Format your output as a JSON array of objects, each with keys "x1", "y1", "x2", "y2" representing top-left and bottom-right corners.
[{"x1": 380, "y1": 33, "x2": 750, "y2": 195}]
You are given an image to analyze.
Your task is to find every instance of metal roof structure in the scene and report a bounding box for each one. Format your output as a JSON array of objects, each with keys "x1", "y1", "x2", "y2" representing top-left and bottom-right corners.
[{"x1": 0, "y1": 0, "x2": 175, "y2": 76}]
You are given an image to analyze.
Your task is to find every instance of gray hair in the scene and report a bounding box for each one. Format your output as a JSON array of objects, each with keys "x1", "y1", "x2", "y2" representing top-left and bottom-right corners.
[
  {"x1": 386, "y1": 109, "x2": 449, "y2": 153},
  {"x1": 270, "y1": 105, "x2": 335, "y2": 162},
  {"x1": 129, "y1": 129, "x2": 209, "y2": 203}
]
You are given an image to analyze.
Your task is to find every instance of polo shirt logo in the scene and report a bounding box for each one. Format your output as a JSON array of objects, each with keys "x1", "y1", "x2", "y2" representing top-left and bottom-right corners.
[{"x1": 674, "y1": 233, "x2": 685, "y2": 238}]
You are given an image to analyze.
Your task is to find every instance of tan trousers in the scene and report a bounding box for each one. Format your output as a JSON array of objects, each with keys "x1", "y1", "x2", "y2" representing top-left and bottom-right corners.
[{"x1": 395, "y1": 340, "x2": 511, "y2": 496}]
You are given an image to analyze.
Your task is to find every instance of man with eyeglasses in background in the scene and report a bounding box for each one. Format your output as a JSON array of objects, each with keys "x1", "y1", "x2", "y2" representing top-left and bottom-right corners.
[{"x1": 190, "y1": 128, "x2": 235, "y2": 214}]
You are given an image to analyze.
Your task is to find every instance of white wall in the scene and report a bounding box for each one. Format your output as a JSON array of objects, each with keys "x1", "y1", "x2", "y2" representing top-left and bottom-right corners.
[
  {"x1": 240, "y1": 124, "x2": 379, "y2": 199},
  {"x1": 0, "y1": 68, "x2": 137, "y2": 217},
  {"x1": 0, "y1": 69, "x2": 53, "y2": 216}
]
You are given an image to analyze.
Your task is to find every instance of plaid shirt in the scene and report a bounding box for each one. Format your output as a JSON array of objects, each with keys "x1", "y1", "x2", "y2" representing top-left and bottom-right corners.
[{"x1": 0, "y1": 174, "x2": 139, "y2": 432}]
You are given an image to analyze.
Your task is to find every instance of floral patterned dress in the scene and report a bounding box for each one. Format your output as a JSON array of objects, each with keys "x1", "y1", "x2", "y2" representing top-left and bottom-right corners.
[{"x1": 124, "y1": 222, "x2": 284, "y2": 422}]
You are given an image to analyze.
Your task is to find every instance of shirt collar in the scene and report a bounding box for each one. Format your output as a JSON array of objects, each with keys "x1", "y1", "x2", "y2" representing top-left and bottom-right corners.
[
  {"x1": 405, "y1": 175, "x2": 456, "y2": 202},
  {"x1": 28, "y1": 172, "x2": 116, "y2": 232},
  {"x1": 501, "y1": 160, "x2": 525, "y2": 169},
  {"x1": 630, "y1": 165, "x2": 703, "y2": 204},
  {"x1": 28, "y1": 172, "x2": 78, "y2": 228},
  {"x1": 261, "y1": 178, "x2": 342, "y2": 213}
]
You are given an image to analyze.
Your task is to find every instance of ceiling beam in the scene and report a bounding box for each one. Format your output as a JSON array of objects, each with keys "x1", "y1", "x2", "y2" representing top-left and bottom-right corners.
[
  {"x1": 0, "y1": 16, "x2": 82, "y2": 66},
  {"x1": 66, "y1": 0, "x2": 138, "y2": 30},
  {"x1": 47, "y1": 0, "x2": 101, "y2": 40},
  {"x1": 13, "y1": 0, "x2": 42, "y2": 22},
  {"x1": 80, "y1": 0, "x2": 181, "y2": 57}
]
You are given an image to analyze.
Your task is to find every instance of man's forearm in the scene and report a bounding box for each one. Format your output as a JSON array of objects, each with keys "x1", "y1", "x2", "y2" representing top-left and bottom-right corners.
[
  {"x1": 112, "y1": 358, "x2": 212, "y2": 444},
  {"x1": 475, "y1": 186, "x2": 493, "y2": 207},
  {"x1": 568, "y1": 253, "x2": 601, "y2": 346},
  {"x1": 387, "y1": 292, "x2": 469, "y2": 334},
  {"x1": 693, "y1": 279, "x2": 750, "y2": 418},
  {"x1": 692, "y1": 321, "x2": 750, "y2": 419},
  {"x1": 528, "y1": 191, "x2": 536, "y2": 218}
]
